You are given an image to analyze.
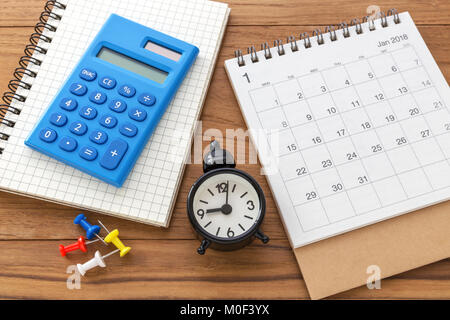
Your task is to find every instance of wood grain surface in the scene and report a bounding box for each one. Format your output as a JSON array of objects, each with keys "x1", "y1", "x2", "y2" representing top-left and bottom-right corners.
[{"x1": 0, "y1": 0, "x2": 448, "y2": 299}]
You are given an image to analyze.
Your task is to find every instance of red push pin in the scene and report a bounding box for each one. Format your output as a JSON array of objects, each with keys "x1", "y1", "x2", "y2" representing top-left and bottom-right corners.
[{"x1": 59, "y1": 236, "x2": 100, "y2": 257}]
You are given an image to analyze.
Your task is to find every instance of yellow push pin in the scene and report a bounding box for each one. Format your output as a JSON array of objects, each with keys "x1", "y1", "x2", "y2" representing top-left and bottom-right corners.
[
  {"x1": 104, "y1": 229, "x2": 131, "y2": 257},
  {"x1": 99, "y1": 220, "x2": 131, "y2": 257}
]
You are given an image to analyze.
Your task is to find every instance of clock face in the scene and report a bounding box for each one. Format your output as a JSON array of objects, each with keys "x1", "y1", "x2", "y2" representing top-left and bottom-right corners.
[{"x1": 191, "y1": 170, "x2": 262, "y2": 241}]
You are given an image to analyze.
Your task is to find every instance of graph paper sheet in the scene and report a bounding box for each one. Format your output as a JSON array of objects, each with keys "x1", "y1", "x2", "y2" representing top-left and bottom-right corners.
[
  {"x1": 0, "y1": 0, "x2": 230, "y2": 227},
  {"x1": 225, "y1": 12, "x2": 450, "y2": 247}
]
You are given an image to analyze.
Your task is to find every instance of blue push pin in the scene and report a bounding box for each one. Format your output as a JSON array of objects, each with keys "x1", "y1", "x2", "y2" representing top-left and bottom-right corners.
[{"x1": 74, "y1": 214, "x2": 104, "y2": 242}]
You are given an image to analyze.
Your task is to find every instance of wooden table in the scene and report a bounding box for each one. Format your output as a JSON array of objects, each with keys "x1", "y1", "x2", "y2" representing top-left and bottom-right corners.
[{"x1": 0, "y1": 0, "x2": 449, "y2": 299}]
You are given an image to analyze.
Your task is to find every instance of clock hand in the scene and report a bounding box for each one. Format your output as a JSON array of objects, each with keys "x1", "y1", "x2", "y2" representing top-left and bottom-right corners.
[
  {"x1": 225, "y1": 180, "x2": 229, "y2": 205},
  {"x1": 206, "y1": 204, "x2": 233, "y2": 215}
]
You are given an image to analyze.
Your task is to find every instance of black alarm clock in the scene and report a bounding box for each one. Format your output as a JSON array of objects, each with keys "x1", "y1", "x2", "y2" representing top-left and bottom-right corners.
[{"x1": 187, "y1": 141, "x2": 269, "y2": 254}]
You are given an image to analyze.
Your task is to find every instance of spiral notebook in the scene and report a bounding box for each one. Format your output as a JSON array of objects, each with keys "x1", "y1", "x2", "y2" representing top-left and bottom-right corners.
[
  {"x1": 0, "y1": 0, "x2": 230, "y2": 226},
  {"x1": 225, "y1": 10, "x2": 450, "y2": 298}
]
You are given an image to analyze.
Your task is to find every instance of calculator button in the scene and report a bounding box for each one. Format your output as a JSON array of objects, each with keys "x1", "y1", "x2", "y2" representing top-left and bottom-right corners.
[
  {"x1": 69, "y1": 121, "x2": 88, "y2": 136},
  {"x1": 89, "y1": 91, "x2": 107, "y2": 104},
  {"x1": 100, "y1": 139, "x2": 128, "y2": 170},
  {"x1": 118, "y1": 85, "x2": 136, "y2": 98},
  {"x1": 128, "y1": 107, "x2": 147, "y2": 122},
  {"x1": 79, "y1": 106, "x2": 97, "y2": 120},
  {"x1": 79, "y1": 146, "x2": 98, "y2": 161},
  {"x1": 99, "y1": 76, "x2": 116, "y2": 89},
  {"x1": 138, "y1": 93, "x2": 156, "y2": 106},
  {"x1": 49, "y1": 112, "x2": 67, "y2": 127},
  {"x1": 59, "y1": 136, "x2": 78, "y2": 152},
  {"x1": 89, "y1": 130, "x2": 108, "y2": 145},
  {"x1": 39, "y1": 128, "x2": 57, "y2": 143},
  {"x1": 108, "y1": 99, "x2": 127, "y2": 113},
  {"x1": 119, "y1": 123, "x2": 138, "y2": 137},
  {"x1": 99, "y1": 115, "x2": 117, "y2": 128},
  {"x1": 69, "y1": 83, "x2": 88, "y2": 96},
  {"x1": 79, "y1": 68, "x2": 97, "y2": 81},
  {"x1": 60, "y1": 98, "x2": 78, "y2": 111}
]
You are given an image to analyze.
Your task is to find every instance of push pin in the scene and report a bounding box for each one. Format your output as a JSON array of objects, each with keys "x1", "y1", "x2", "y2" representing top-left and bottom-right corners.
[
  {"x1": 99, "y1": 220, "x2": 131, "y2": 257},
  {"x1": 76, "y1": 249, "x2": 119, "y2": 276},
  {"x1": 59, "y1": 236, "x2": 100, "y2": 257},
  {"x1": 74, "y1": 214, "x2": 107, "y2": 245}
]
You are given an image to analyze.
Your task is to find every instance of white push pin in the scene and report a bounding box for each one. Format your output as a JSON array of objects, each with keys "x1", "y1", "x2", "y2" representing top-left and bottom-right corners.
[{"x1": 76, "y1": 249, "x2": 119, "y2": 276}]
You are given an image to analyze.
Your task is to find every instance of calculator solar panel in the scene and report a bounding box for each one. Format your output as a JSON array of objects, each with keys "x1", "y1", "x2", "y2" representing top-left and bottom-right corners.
[{"x1": 25, "y1": 14, "x2": 198, "y2": 187}]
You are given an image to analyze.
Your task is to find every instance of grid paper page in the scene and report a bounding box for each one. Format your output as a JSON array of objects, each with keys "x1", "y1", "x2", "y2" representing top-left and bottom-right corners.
[
  {"x1": 0, "y1": 0, "x2": 229, "y2": 226},
  {"x1": 225, "y1": 12, "x2": 450, "y2": 247}
]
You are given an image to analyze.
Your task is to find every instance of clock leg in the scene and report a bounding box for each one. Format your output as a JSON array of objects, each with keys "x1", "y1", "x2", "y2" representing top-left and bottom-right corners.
[
  {"x1": 197, "y1": 239, "x2": 211, "y2": 255},
  {"x1": 255, "y1": 229, "x2": 269, "y2": 244}
]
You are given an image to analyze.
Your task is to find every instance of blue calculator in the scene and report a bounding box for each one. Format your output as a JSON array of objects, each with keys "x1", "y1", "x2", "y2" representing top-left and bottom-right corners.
[{"x1": 25, "y1": 14, "x2": 198, "y2": 187}]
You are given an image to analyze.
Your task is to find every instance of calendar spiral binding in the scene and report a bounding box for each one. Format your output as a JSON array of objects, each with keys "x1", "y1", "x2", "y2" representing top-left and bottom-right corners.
[
  {"x1": 234, "y1": 8, "x2": 401, "y2": 67},
  {"x1": 0, "y1": 0, "x2": 66, "y2": 154}
]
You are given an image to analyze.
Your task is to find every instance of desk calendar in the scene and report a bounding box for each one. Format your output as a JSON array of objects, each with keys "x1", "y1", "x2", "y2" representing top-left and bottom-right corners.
[
  {"x1": 225, "y1": 11, "x2": 450, "y2": 247},
  {"x1": 25, "y1": 14, "x2": 198, "y2": 187}
]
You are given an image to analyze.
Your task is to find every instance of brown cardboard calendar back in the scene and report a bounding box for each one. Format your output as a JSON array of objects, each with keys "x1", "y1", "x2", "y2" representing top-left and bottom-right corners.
[{"x1": 295, "y1": 201, "x2": 450, "y2": 299}]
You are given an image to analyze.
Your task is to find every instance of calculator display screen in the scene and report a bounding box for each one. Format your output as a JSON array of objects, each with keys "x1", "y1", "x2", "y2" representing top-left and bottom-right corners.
[{"x1": 97, "y1": 47, "x2": 168, "y2": 84}]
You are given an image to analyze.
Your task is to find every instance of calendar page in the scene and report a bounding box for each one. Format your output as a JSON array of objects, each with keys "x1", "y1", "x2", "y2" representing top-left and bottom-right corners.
[{"x1": 225, "y1": 12, "x2": 450, "y2": 247}]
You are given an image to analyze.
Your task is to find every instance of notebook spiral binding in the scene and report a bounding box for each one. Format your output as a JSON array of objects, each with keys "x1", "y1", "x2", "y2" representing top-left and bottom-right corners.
[
  {"x1": 234, "y1": 8, "x2": 401, "y2": 67},
  {"x1": 0, "y1": 0, "x2": 66, "y2": 154}
]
